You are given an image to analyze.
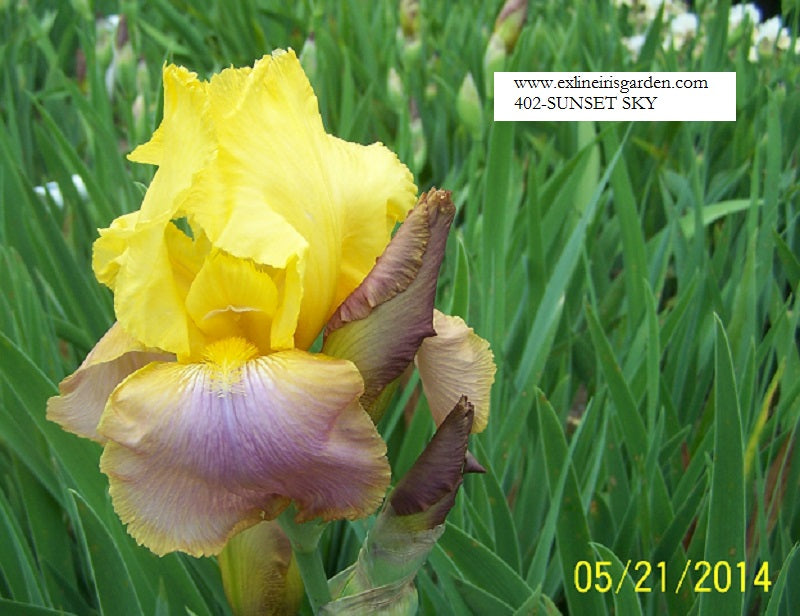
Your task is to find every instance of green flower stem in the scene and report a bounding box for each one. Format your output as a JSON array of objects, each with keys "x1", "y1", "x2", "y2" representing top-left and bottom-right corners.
[
  {"x1": 278, "y1": 509, "x2": 331, "y2": 612},
  {"x1": 292, "y1": 544, "x2": 332, "y2": 612}
]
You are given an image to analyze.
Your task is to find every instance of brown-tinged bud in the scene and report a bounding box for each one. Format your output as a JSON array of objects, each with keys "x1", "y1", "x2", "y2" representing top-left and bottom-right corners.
[
  {"x1": 399, "y1": 0, "x2": 420, "y2": 38},
  {"x1": 493, "y1": 0, "x2": 528, "y2": 52},
  {"x1": 322, "y1": 399, "x2": 477, "y2": 614},
  {"x1": 75, "y1": 48, "x2": 87, "y2": 91}
]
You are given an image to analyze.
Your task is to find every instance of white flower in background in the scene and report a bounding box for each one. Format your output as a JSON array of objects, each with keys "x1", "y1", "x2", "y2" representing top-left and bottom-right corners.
[
  {"x1": 757, "y1": 15, "x2": 785, "y2": 41},
  {"x1": 777, "y1": 32, "x2": 793, "y2": 52},
  {"x1": 762, "y1": 16, "x2": 792, "y2": 49},
  {"x1": 34, "y1": 174, "x2": 88, "y2": 210},
  {"x1": 615, "y1": 0, "x2": 792, "y2": 64},
  {"x1": 750, "y1": 15, "x2": 793, "y2": 60},
  {"x1": 667, "y1": 11, "x2": 698, "y2": 48},
  {"x1": 623, "y1": 33, "x2": 647, "y2": 58},
  {"x1": 728, "y1": 3, "x2": 761, "y2": 31},
  {"x1": 671, "y1": 12, "x2": 698, "y2": 38},
  {"x1": 621, "y1": 0, "x2": 690, "y2": 32}
]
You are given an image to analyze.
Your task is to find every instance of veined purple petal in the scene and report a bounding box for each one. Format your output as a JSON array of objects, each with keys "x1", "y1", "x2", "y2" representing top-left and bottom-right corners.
[
  {"x1": 97, "y1": 345, "x2": 389, "y2": 556},
  {"x1": 46, "y1": 322, "x2": 171, "y2": 443}
]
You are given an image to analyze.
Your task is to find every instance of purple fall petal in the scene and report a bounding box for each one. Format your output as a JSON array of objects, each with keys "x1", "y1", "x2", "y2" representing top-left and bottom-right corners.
[{"x1": 97, "y1": 349, "x2": 389, "y2": 556}]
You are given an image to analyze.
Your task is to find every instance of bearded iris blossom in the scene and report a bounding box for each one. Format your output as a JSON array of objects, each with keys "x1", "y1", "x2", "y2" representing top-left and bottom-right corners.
[{"x1": 47, "y1": 49, "x2": 495, "y2": 558}]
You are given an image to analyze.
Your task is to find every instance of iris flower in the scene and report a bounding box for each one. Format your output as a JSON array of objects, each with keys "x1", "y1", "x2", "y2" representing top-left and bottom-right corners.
[{"x1": 47, "y1": 49, "x2": 495, "y2": 558}]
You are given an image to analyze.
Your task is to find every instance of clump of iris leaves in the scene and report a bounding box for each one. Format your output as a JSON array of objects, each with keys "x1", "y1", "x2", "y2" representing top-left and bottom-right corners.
[{"x1": 1, "y1": 1, "x2": 799, "y2": 615}]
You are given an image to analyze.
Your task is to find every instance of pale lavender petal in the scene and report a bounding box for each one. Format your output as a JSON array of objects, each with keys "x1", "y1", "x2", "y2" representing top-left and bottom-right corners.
[
  {"x1": 46, "y1": 322, "x2": 171, "y2": 442},
  {"x1": 97, "y1": 346, "x2": 389, "y2": 556}
]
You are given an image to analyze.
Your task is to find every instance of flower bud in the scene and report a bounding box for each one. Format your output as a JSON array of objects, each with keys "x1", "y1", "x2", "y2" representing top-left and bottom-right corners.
[
  {"x1": 397, "y1": 29, "x2": 422, "y2": 68},
  {"x1": 134, "y1": 57, "x2": 150, "y2": 95},
  {"x1": 132, "y1": 93, "x2": 145, "y2": 139},
  {"x1": 299, "y1": 34, "x2": 318, "y2": 84},
  {"x1": 398, "y1": 0, "x2": 420, "y2": 39},
  {"x1": 95, "y1": 15, "x2": 117, "y2": 88},
  {"x1": 424, "y1": 81, "x2": 438, "y2": 103},
  {"x1": 219, "y1": 521, "x2": 303, "y2": 616},
  {"x1": 75, "y1": 48, "x2": 87, "y2": 91},
  {"x1": 131, "y1": 59, "x2": 151, "y2": 143},
  {"x1": 387, "y1": 67, "x2": 405, "y2": 110},
  {"x1": 409, "y1": 102, "x2": 426, "y2": 172},
  {"x1": 456, "y1": 73, "x2": 483, "y2": 138},
  {"x1": 483, "y1": 32, "x2": 506, "y2": 97},
  {"x1": 323, "y1": 399, "x2": 482, "y2": 614},
  {"x1": 396, "y1": 0, "x2": 422, "y2": 68},
  {"x1": 115, "y1": 43, "x2": 137, "y2": 97},
  {"x1": 493, "y1": 0, "x2": 528, "y2": 52}
]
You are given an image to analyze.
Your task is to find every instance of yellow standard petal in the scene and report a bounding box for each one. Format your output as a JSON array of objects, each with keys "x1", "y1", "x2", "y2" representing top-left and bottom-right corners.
[
  {"x1": 93, "y1": 211, "x2": 140, "y2": 289},
  {"x1": 414, "y1": 310, "x2": 495, "y2": 433},
  {"x1": 185, "y1": 250, "x2": 280, "y2": 355},
  {"x1": 97, "y1": 51, "x2": 416, "y2": 356},
  {"x1": 188, "y1": 49, "x2": 417, "y2": 349},
  {"x1": 93, "y1": 64, "x2": 216, "y2": 356},
  {"x1": 325, "y1": 136, "x2": 417, "y2": 312},
  {"x1": 109, "y1": 220, "x2": 208, "y2": 357}
]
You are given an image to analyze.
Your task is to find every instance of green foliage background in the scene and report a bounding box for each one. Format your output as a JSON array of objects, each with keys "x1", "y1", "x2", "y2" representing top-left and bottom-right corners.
[{"x1": 1, "y1": 0, "x2": 799, "y2": 614}]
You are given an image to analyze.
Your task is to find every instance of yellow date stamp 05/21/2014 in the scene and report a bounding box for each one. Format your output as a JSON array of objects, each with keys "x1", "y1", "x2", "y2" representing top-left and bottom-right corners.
[{"x1": 573, "y1": 560, "x2": 772, "y2": 595}]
